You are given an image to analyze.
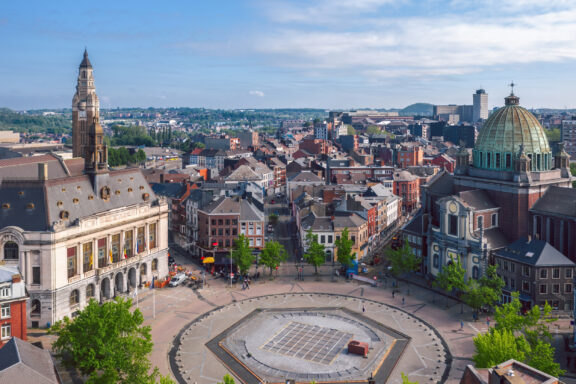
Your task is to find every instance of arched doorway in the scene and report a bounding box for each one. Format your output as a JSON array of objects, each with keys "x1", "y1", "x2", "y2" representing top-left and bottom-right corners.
[
  {"x1": 115, "y1": 272, "x2": 124, "y2": 294},
  {"x1": 128, "y1": 267, "x2": 137, "y2": 289},
  {"x1": 100, "y1": 277, "x2": 111, "y2": 300}
]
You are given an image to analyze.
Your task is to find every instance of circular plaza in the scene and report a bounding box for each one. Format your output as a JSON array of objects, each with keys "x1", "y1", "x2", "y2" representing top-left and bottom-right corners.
[{"x1": 170, "y1": 293, "x2": 451, "y2": 384}]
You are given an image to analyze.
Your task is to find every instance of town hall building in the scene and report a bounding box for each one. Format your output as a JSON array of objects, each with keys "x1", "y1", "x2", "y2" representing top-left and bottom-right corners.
[{"x1": 0, "y1": 51, "x2": 169, "y2": 328}]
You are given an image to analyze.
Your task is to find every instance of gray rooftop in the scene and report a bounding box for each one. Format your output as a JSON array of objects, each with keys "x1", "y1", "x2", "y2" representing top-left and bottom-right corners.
[
  {"x1": 0, "y1": 337, "x2": 61, "y2": 384},
  {"x1": 531, "y1": 186, "x2": 576, "y2": 218},
  {"x1": 0, "y1": 168, "x2": 157, "y2": 232},
  {"x1": 495, "y1": 237, "x2": 575, "y2": 267}
]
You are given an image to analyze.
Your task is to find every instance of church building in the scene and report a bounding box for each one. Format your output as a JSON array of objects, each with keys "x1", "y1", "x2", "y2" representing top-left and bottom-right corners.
[
  {"x1": 405, "y1": 88, "x2": 574, "y2": 309},
  {"x1": 0, "y1": 51, "x2": 169, "y2": 328}
]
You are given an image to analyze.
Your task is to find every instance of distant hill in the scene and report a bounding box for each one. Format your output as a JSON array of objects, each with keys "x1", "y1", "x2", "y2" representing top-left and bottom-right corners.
[{"x1": 399, "y1": 103, "x2": 433, "y2": 116}]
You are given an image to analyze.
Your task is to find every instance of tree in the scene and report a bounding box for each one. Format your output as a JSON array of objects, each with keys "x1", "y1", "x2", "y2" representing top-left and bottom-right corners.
[
  {"x1": 483, "y1": 292, "x2": 563, "y2": 376},
  {"x1": 432, "y1": 255, "x2": 467, "y2": 294},
  {"x1": 401, "y1": 373, "x2": 419, "y2": 384},
  {"x1": 49, "y1": 297, "x2": 171, "y2": 383},
  {"x1": 387, "y1": 240, "x2": 421, "y2": 285},
  {"x1": 464, "y1": 265, "x2": 504, "y2": 314},
  {"x1": 473, "y1": 328, "x2": 529, "y2": 368},
  {"x1": 231, "y1": 234, "x2": 254, "y2": 275},
  {"x1": 260, "y1": 240, "x2": 288, "y2": 276},
  {"x1": 334, "y1": 227, "x2": 356, "y2": 268},
  {"x1": 218, "y1": 374, "x2": 235, "y2": 384},
  {"x1": 346, "y1": 125, "x2": 356, "y2": 135},
  {"x1": 136, "y1": 149, "x2": 147, "y2": 163},
  {"x1": 303, "y1": 229, "x2": 326, "y2": 275},
  {"x1": 366, "y1": 125, "x2": 382, "y2": 135}
]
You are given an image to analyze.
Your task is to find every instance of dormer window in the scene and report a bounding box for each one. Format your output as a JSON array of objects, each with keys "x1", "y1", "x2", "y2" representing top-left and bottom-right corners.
[
  {"x1": 477, "y1": 216, "x2": 484, "y2": 230},
  {"x1": 491, "y1": 213, "x2": 498, "y2": 227}
]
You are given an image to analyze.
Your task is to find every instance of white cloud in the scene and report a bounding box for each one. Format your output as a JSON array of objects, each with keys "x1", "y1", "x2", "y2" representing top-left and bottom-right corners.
[
  {"x1": 252, "y1": 5, "x2": 576, "y2": 80},
  {"x1": 249, "y1": 90, "x2": 265, "y2": 97}
]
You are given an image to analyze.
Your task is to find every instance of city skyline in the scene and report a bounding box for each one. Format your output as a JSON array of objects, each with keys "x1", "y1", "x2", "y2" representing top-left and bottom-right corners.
[{"x1": 2, "y1": 0, "x2": 576, "y2": 110}]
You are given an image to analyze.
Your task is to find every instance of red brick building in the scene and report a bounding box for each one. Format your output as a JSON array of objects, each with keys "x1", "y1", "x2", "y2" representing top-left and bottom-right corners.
[
  {"x1": 299, "y1": 138, "x2": 329, "y2": 155},
  {"x1": 397, "y1": 145, "x2": 423, "y2": 168},
  {"x1": 197, "y1": 196, "x2": 265, "y2": 265},
  {"x1": 0, "y1": 266, "x2": 28, "y2": 348},
  {"x1": 430, "y1": 153, "x2": 455, "y2": 173},
  {"x1": 394, "y1": 170, "x2": 419, "y2": 213}
]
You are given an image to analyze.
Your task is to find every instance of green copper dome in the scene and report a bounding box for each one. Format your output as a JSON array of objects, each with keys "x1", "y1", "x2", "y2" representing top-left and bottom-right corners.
[{"x1": 473, "y1": 93, "x2": 551, "y2": 172}]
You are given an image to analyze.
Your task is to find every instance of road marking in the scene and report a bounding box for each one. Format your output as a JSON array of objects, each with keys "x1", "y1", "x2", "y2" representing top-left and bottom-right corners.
[{"x1": 468, "y1": 322, "x2": 481, "y2": 334}]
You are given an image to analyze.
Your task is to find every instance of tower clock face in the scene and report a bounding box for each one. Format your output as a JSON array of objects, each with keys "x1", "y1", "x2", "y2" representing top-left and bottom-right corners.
[{"x1": 449, "y1": 202, "x2": 457, "y2": 213}]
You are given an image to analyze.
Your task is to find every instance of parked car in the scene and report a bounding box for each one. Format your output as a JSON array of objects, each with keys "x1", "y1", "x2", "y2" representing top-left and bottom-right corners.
[{"x1": 168, "y1": 273, "x2": 187, "y2": 287}]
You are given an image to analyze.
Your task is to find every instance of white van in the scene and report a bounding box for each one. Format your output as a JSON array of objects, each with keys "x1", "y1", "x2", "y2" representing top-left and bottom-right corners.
[{"x1": 168, "y1": 273, "x2": 187, "y2": 287}]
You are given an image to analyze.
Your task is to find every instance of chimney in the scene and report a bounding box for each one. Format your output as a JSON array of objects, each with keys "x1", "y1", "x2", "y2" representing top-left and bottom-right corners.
[{"x1": 38, "y1": 163, "x2": 48, "y2": 180}]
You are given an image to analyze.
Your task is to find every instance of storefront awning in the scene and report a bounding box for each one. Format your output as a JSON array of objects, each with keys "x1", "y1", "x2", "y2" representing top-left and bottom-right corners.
[{"x1": 202, "y1": 257, "x2": 215, "y2": 264}]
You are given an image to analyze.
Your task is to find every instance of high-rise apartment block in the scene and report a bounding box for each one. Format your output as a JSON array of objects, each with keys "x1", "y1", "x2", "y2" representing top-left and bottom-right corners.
[
  {"x1": 472, "y1": 89, "x2": 488, "y2": 122},
  {"x1": 561, "y1": 119, "x2": 576, "y2": 159}
]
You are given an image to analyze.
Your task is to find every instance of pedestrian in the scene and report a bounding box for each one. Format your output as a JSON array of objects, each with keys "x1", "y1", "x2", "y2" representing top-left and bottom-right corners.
[
  {"x1": 362, "y1": 306, "x2": 366, "y2": 313},
  {"x1": 460, "y1": 319, "x2": 464, "y2": 330},
  {"x1": 486, "y1": 317, "x2": 490, "y2": 328},
  {"x1": 473, "y1": 312, "x2": 477, "y2": 322},
  {"x1": 392, "y1": 290, "x2": 395, "y2": 299},
  {"x1": 402, "y1": 297, "x2": 405, "y2": 306}
]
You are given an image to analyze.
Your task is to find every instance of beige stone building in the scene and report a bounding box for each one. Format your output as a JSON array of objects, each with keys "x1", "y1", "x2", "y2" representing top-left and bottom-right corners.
[{"x1": 0, "y1": 51, "x2": 169, "y2": 328}]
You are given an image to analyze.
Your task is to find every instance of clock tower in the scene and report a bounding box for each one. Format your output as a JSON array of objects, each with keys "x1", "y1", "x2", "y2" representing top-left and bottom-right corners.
[{"x1": 72, "y1": 49, "x2": 100, "y2": 160}]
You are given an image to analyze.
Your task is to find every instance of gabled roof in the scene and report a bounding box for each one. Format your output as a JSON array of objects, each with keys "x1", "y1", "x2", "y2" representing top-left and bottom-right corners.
[
  {"x1": 531, "y1": 186, "x2": 576, "y2": 218},
  {"x1": 494, "y1": 237, "x2": 575, "y2": 267},
  {"x1": 289, "y1": 171, "x2": 323, "y2": 182},
  {"x1": 225, "y1": 165, "x2": 261, "y2": 181},
  {"x1": 424, "y1": 170, "x2": 453, "y2": 196},
  {"x1": 0, "y1": 337, "x2": 61, "y2": 383}
]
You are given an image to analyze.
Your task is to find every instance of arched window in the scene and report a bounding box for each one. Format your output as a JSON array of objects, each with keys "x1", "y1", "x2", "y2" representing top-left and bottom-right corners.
[
  {"x1": 86, "y1": 284, "x2": 95, "y2": 301},
  {"x1": 472, "y1": 266, "x2": 479, "y2": 279},
  {"x1": 30, "y1": 299, "x2": 41, "y2": 317},
  {"x1": 4, "y1": 242, "x2": 18, "y2": 260},
  {"x1": 70, "y1": 290, "x2": 79, "y2": 307},
  {"x1": 152, "y1": 259, "x2": 158, "y2": 272},
  {"x1": 477, "y1": 216, "x2": 484, "y2": 230}
]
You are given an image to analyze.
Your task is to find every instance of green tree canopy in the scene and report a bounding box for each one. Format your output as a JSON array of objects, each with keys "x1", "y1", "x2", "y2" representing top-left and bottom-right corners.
[
  {"x1": 387, "y1": 240, "x2": 421, "y2": 280},
  {"x1": 303, "y1": 229, "x2": 326, "y2": 275},
  {"x1": 218, "y1": 374, "x2": 236, "y2": 384},
  {"x1": 473, "y1": 328, "x2": 529, "y2": 368},
  {"x1": 232, "y1": 234, "x2": 254, "y2": 275},
  {"x1": 476, "y1": 292, "x2": 563, "y2": 376},
  {"x1": 346, "y1": 125, "x2": 356, "y2": 135},
  {"x1": 366, "y1": 125, "x2": 382, "y2": 135},
  {"x1": 111, "y1": 124, "x2": 155, "y2": 147},
  {"x1": 432, "y1": 255, "x2": 467, "y2": 294},
  {"x1": 464, "y1": 265, "x2": 504, "y2": 313},
  {"x1": 334, "y1": 227, "x2": 356, "y2": 268},
  {"x1": 259, "y1": 240, "x2": 288, "y2": 276},
  {"x1": 49, "y1": 297, "x2": 172, "y2": 383}
]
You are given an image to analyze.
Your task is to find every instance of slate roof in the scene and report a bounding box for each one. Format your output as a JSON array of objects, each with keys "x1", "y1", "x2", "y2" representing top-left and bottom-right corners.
[
  {"x1": 424, "y1": 170, "x2": 454, "y2": 196},
  {"x1": 494, "y1": 237, "x2": 575, "y2": 267},
  {"x1": 0, "y1": 337, "x2": 61, "y2": 384},
  {"x1": 199, "y1": 196, "x2": 263, "y2": 221},
  {"x1": 225, "y1": 165, "x2": 261, "y2": 181},
  {"x1": 151, "y1": 183, "x2": 187, "y2": 199},
  {"x1": 0, "y1": 153, "x2": 84, "y2": 181},
  {"x1": 482, "y1": 228, "x2": 509, "y2": 250},
  {"x1": 0, "y1": 168, "x2": 157, "y2": 232},
  {"x1": 530, "y1": 186, "x2": 576, "y2": 218},
  {"x1": 333, "y1": 213, "x2": 366, "y2": 229},
  {"x1": 457, "y1": 190, "x2": 499, "y2": 211},
  {"x1": 289, "y1": 171, "x2": 323, "y2": 182},
  {"x1": 300, "y1": 214, "x2": 332, "y2": 232},
  {"x1": 402, "y1": 213, "x2": 424, "y2": 236}
]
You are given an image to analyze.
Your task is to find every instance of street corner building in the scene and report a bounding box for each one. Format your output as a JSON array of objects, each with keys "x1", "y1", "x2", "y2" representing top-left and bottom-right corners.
[{"x1": 0, "y1": 50, "x2": 169, "y2": 328}]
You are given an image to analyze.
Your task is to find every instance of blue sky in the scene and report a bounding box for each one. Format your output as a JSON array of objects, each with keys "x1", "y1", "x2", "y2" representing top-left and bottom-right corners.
[{"x1": 1, "y1": 0, "x2": 576, "y2": 110}]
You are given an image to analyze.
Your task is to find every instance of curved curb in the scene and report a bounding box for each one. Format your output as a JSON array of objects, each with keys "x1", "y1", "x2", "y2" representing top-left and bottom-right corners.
[{"x1": 168, "y1": 292, "x2": 453, "y2": 384}]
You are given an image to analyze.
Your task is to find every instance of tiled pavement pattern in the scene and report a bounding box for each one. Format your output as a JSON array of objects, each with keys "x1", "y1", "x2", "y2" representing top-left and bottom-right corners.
[{"x1": 261, "y1": 321, "x2": 352, "y2": 365}]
